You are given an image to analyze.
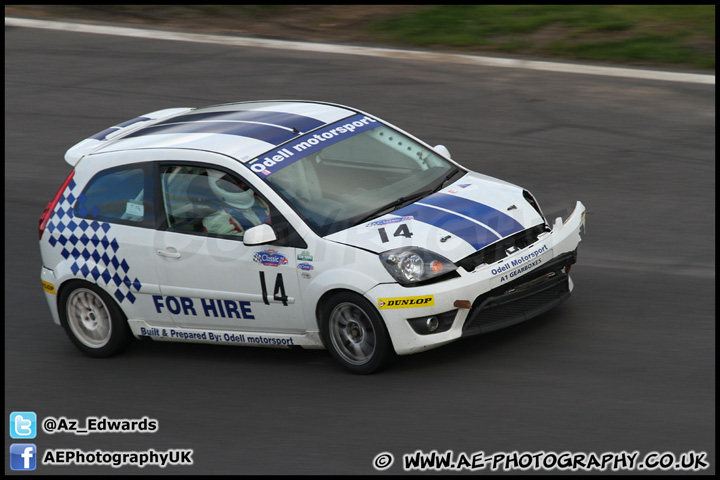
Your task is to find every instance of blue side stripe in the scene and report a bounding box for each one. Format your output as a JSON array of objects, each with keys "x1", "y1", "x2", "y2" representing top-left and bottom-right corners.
[
  {"x1": 126, "y1": 121, "x2": 298, "y2": 146},
  {"x1": 393, "y1": 203, "x2": 500, "y2": 250},
  {"x1": 420, "y1": 193, "x2": 524, "y2": 237},
  {"x1": 150, "y1": 110, "x2": 325, "y2": 133}
]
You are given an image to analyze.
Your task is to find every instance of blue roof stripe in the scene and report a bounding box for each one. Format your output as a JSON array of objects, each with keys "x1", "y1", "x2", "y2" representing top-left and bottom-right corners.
[
  {"x1": 393, "y1": 202, "x2": 500, "y2": 250},
  {"x1": 151, "y1": 110, "x2": 325, "y2": 133},
  {"x1": 125, "y1": 121, "x2": 298, "y2": 146},
  {"x1": 90, "y1": 116, "x2": 151, "y2": 140},
  {"x1": 90, "y1": 127, "x2": 119, "y2": 141},
  {"x1": 420, "y1": 193, "x2": 525, "y2": 237},
  {"x1": 116, "y1": 116, "x2": 152, "y2": 128}
]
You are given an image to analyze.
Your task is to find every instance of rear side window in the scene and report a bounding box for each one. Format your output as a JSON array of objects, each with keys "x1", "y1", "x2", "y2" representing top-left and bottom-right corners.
[{"x1": 75, "y1": 164, "x2": 154, "y2": 227}]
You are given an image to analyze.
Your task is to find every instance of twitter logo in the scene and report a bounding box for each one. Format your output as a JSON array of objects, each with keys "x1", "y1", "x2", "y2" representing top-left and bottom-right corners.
[{"x1": 10, "y1": 412, "x2": 37, "y2": 439}]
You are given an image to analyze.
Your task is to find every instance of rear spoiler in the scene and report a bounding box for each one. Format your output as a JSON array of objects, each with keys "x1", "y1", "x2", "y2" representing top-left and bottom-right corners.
[{"x1": 64, "y1": 107, "x2": 194, "y2": 166}]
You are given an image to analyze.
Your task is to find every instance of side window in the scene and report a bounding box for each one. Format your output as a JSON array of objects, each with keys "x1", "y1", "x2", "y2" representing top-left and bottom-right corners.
[
  {"x1": 160, "y1": 165, "x2": 271, "y2": 239},
  {"x1": 75, "y1": 164, "x2": 154, "y2": 227}
]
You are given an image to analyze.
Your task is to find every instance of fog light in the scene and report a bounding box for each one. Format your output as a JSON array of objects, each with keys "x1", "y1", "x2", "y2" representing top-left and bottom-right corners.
[{"x1": 407, "y1": 310, "x2": 457, "y2": 335}]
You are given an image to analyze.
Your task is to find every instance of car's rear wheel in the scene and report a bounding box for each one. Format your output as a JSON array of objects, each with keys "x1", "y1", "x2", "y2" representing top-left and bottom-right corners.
[
  {"x1": 58, "y1": 281, "x2": 133, "y2": 357},
  {"x1": 321, "y1": 292, "x2": 395, "y2": 374}
]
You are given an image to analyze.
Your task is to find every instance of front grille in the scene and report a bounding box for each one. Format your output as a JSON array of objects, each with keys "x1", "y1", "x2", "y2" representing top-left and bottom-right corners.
[
  {"x1": 457, "y1": 224, "x2": 548, "y2": 272},
  {"x1": 462, "y1": 251, "x2": 576, "y2": 337}
]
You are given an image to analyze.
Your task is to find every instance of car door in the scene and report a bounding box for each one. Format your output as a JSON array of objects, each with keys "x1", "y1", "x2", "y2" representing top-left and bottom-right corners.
[{"x1": 152, "y1": 163, "x2": 305, "y2": 332}]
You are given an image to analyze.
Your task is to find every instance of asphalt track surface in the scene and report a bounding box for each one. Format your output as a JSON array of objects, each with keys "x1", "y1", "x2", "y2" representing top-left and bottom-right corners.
[{"x1": 5, "y1": 22, "x2": 715, "y2": 475}]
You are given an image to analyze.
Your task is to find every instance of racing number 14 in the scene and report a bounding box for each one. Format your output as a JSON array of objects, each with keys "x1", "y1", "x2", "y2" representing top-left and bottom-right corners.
[
  {"x1": 259, "y1": 271, "x2": 288, "y2": 306},
  {"x1": 378, "y1": 224, "x2": 413, "y2": 243}
]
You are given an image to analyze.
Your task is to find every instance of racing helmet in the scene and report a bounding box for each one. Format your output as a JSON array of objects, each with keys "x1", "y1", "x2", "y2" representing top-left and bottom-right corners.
[{"x1": 207, "y1": 169, "x2": 255, "y2": 209}]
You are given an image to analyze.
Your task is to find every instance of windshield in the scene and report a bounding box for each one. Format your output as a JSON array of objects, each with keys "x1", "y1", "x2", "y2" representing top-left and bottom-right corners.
[{"x1": 247, "y1": 114, "x2": 462, "y2": 236}]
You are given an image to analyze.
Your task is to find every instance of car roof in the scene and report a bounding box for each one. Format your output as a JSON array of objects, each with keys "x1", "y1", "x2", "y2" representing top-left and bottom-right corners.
[{"x1": 77, "y1": 100, "x2": 358, "y2": 164}]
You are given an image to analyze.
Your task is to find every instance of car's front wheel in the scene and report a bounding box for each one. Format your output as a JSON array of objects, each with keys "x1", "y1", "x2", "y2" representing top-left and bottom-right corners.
[
  {"x1": 58, "y1": 281, "x2": 133, "y2": 357},
  {"x1": 320, "y1": 292, "x2": 395, "y2": 374}
]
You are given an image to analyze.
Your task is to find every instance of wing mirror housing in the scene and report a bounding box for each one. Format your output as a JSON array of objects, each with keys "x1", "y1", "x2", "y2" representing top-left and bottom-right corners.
[
  {"x1": 434, "y1": 144, "x2": 451, "y2": 159},
  {"x1": 243, "y1": 224, "x2": 277, "y2": 246}
]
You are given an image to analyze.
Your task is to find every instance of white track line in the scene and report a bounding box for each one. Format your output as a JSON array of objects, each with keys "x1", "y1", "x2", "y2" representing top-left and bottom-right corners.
[{"x1": 6, "y1": 17, "x2": 715, "y2": 85}]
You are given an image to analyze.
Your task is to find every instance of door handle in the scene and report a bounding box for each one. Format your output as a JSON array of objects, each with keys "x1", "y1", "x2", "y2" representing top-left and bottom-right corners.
[{"x1": 157, "y1": 249, "x2": 182, "y2": 259}]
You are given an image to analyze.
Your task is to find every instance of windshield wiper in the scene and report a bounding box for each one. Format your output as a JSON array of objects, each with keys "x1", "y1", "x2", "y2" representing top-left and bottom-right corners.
[
  {"x1": 351, "y1": 168, "x2": 463, "y2": 226},
  {"x1": 432, "y1": 167, "x2": 463, "y2": 193},
  {"x1": 353, "y1": 189, "x2": 432, "y2": 226}
]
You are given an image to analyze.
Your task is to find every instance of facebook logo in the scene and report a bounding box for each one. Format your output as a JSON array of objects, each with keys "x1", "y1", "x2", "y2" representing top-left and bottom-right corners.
[
  {"x1": 10, "y1": 411, "x2": 37, "y2": 439},
  {"x1": 10, "y1": 444, "x2": 37, "y2": 471}
]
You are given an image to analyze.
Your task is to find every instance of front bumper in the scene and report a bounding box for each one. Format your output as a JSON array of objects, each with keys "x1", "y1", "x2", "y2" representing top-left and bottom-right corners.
[
  {"x1": 365, "y1": 201, "x2": 586, "y2": 355},
  {"x1": 461, "y1": 251, "x2": 575, "y2": 336}
]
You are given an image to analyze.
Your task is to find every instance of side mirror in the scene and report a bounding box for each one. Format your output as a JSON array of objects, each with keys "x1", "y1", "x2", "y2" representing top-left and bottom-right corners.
[
  {"x1": 243, "y1": 224, "x2": 277, "y2": 246},
  {"x1": 434, "y1": 144, "x2": 452, "y2": 159}
]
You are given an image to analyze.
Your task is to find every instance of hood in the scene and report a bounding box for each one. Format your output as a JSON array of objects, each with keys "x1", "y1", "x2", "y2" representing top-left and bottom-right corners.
[{"x1": 324, "y1": 172, "x2": 545, "y2": 262}]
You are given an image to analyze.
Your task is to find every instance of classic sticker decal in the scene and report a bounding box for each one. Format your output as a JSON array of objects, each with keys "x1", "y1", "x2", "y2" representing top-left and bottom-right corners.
[
  {"x1": 253, "y1": 249, "x2": 289, "y2": 267},
  {"x1": 378, "y1": 295, "x2": 435, "y2": 310}
]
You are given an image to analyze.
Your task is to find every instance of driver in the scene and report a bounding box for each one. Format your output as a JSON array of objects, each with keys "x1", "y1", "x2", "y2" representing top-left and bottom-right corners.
[{"x1": 202, "y1": 169, "x2": 270, "y2": 236}]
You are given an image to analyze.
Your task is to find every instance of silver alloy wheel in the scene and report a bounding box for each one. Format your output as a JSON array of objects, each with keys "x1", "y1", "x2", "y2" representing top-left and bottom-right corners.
[
  {"x1": 328, "y1": 302, "x2": 377, "y2": 366},
  {"x1": 66, "y1": 288, "x2": 112, "y2": 349}
]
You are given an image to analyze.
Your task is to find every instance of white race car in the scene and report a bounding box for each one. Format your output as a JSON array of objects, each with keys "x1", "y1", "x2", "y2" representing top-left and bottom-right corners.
[{"x1": 39, "y1": 100, "x2": 586, "y2": 374}]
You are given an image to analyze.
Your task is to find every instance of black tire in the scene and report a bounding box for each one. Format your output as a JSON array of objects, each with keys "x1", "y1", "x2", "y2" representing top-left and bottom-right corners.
[
  {"x1": 57, "y1": 281, "x2": 133, "y2": 357},
  {"x1": 320, "y1": 292, "x2": 396, "y2": 374}
]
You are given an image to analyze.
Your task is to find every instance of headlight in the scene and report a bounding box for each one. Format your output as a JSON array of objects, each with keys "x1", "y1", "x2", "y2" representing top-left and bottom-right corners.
[{"x1": 379, "y1": 247, "x2": 457, "y2": 285}]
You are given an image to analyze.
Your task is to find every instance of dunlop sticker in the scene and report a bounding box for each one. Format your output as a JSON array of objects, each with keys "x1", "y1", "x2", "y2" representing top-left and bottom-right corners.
[
  {"x1": 42, "y1": 280, "x2": 56, "y2": 295},
  {"x1": 378, "y1": 295, "x2": 434, "y2": 310}
]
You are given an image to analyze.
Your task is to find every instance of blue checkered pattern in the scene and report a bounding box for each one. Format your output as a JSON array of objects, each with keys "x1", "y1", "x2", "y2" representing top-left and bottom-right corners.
[{"x1": 46, "y1": 178, "x2": 142, "y2": 304}]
